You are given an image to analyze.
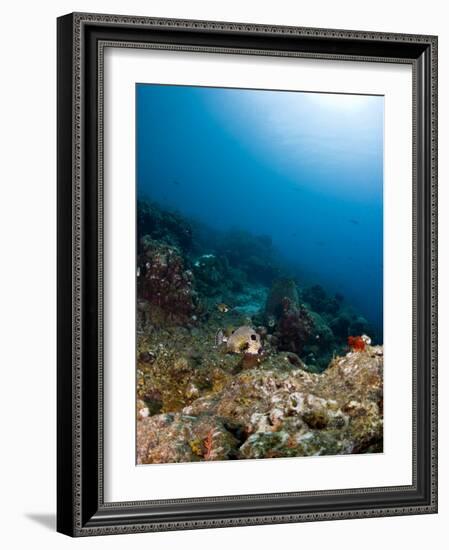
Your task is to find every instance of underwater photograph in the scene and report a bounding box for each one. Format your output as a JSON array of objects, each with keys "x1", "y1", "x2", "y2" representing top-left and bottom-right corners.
[{"x1": 136, "y1": 84, "x2": 384, "y2": 464}]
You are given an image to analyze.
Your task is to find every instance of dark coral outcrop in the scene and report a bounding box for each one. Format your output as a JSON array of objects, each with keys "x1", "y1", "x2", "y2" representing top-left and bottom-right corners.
[
  {"x1": 275, "y1": 298, "x2": 315, "y2": 355},
  {"x1": 192, "y1": 254, "x2": 229, "y2": 297},
  {"x1": 137, "y1": 199, "x2": 193, "y2": 251},
  {"x1": 138, "y1": 236, "x2": 198, "y2": 326},
  {"x1": 302, "y1": 284, "x2": 341, "y2": 315},
  {"x1": 217, "y1": 229, "x2": 280, "y2": 285},
  {"x1": 265, "y1": 278, "x2": 299, "y2": 319}
]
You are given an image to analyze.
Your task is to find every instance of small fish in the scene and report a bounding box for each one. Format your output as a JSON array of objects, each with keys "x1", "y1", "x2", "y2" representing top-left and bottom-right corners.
[
  {"x1": 136, "y1": 266, "x2": 140, "y2": 277},
  {"x1": 215, "y1": 329, "x2": 227, "y2": 346},
  {"x1": 316, "y1": 241, "x2": 326, "y2": 247},
  {"x1": 217, "y1": 303, "x2": 230, "y2": 313},
  {"x1": 349, "y1": 219, "x2": 360, "y2": 225}
]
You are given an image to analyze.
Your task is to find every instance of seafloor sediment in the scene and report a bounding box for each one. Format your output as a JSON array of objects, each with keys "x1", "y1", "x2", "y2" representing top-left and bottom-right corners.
[{"x1": 136, "y1": 199, "x2": 383, "y2": 463}]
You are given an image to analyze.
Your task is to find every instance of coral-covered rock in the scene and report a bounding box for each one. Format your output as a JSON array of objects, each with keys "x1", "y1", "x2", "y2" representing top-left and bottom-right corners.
[
  {"x1": 330, "y1": 312, "x2": 372, "y2": 344},
  {"x1": 276, "y1": 298, "x2": 315, "y2": 355},
  {"x1": 238, "y1": 429, "x2": 352, "y2": 459},
  {"x1": 349, "y1": 315, "x2": 372, "y2": 337},
  {"x1": 301, "y1": 311, "x2": 337, "y2": 372},
  {"x1": 138, "y1": 199, "x2": 193, "y2": 251},
  {"x1": 136, "y1": 327, "x2": 237, "y2": 414},
  {"x1": 137, "y1": 413, "x2": 239, "y2": 463},
  {"x1": 180, "y1": 346, "x2": 383, "y2": 459},
  {"x1": 308, "y1": 311, "x2": 335, "y2": 349},
  {"x1": 329, "y1": 312, "x2": 352, "y2": 340},
  {"x1": 138, "y1": 237, "x2": 198, "y2": 326},
  {"x1": 302, "y1": 284, "x2": 341, "y2": 315},
  {"x1": 218, "y1": 229, "x2": 279, "y2": 285},
  {"x1": 265, "y1": 278, "x2": 299, "y2": 319},
  {"x1": 192, "y1": 254, "x2": 228, "y2": 296}
]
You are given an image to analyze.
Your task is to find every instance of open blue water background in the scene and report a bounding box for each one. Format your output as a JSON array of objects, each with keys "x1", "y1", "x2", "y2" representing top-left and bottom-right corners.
[{"x1": 136, "y1": 84, "x2": 384, "y2": 340}]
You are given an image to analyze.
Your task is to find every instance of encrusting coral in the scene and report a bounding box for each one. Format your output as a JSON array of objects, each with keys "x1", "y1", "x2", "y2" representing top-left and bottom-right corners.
[
  {"x1": 302, "y1": 284, "x2": 341, "y2": 315},
  {"x1": 276, "y1": 298, "x2": 315, "y2": 355},
  {"x1": 193, "y1": 254, "x2": 229, "y2": 297},
  {"x1": 138, "y1": 343, "x2": 383, "y2": 463},
  {"x1": 265, "y1": 278, "x2": 299, "y2": 319},
  {"x1": 137, "y1": 199, "x2": 193, "y2": 251},
  {"x1": 137, "y1": 236, "x2": 199, "y2": 326}
]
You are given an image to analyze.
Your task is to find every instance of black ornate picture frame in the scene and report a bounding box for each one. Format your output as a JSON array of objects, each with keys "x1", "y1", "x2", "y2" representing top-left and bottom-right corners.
[{"x1": 57, "y1": 12, "x2": 438, "y2": 536}]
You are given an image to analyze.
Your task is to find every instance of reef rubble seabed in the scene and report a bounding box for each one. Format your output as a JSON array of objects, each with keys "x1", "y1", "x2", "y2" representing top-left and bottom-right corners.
[
  {"x1": 137, "y1": 341, "x2": 383, "y2": 463},
  {"x1": 136, "y1": 199, "x2": 383, "y2": 463}
]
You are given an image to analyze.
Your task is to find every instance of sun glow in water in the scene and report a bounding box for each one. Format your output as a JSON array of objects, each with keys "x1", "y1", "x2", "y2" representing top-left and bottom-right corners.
[{"x1": 137, "y1": 84, "x2": 384, "y2": 339}]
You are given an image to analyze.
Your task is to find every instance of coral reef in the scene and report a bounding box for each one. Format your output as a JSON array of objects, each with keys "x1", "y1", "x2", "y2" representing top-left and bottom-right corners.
[
  {"x1": 217, "y1": 229, "x2": 280, "y2": 285},
  {"x1": 329, "y1": 311, "x2": 372, "y2": 343},
  {"x1": 349, "y1": 315, "x2": 372, "y2": 337},
  {"x1": 265, "y1": 278, "x2": 299, "y2": 319},
  {"x1": 263, "y1": 279, "x2": 339, "y2": 369},
  {"x1": 330, "y1": 312, "x2": 352, "y2": 340},
  {"x1": 135, "y1": 199, "x2": 383, "y2": 463},
  {"x1": 137, "y1": 413, "x2": 239, "y2": 463},
  {"x1": 275, "y1": 298, "x2": 315, "y2": 355},
  {"x1": 138, "y1": 236, "x2": 198, "y2": 326},
  {"x1": 192, "y1": 254, "x2": 229, "y2": 296},
  {"x1": 138, "y1": 343, "x2": 383, "y2": 462},
  {"x1": 138, "y1": 199, "x2": 193, "y2": 251},
  {"x1": 302, "y1": 284, "x2": 341, "y2": 315}
]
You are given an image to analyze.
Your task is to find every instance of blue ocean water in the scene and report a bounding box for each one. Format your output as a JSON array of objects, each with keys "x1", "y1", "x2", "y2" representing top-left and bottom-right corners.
[{"x1": 136, "y1": 84, "x2": 384, "y2": 341}]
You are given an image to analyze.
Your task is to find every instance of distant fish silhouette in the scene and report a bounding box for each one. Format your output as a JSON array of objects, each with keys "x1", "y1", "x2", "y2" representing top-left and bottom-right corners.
[
  {"x1": 173, "y1": 179, "x2": 181, "y2": 186},
  {"x1": 316, "y1": 241, "x2": 326, "y2": 247},
  {"x1": 349, "y1": 219, "x2": 360, "y2": 225}
]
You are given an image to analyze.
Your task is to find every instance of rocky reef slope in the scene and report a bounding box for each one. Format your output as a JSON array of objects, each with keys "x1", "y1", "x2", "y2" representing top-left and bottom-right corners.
[
  {"x1": 137, "y1": 343, "x2": 383, "y2": 463},
  {"x1": 136, "y1": 199, "x2": 383, "y2": 463}
]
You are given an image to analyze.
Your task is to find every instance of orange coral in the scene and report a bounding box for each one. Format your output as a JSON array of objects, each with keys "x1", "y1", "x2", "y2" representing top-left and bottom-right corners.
[
  {"x1": 348, "y1": 335, "x2": 366, "y2": 352},
  {"x1": 203, "y1": 430, "x2": 214, "y2": 460}
]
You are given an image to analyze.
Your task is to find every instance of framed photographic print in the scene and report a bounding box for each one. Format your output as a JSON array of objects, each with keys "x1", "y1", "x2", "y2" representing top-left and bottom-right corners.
[{"x1": 57, "y1": 12, "x2": 438, "y2": 536}]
